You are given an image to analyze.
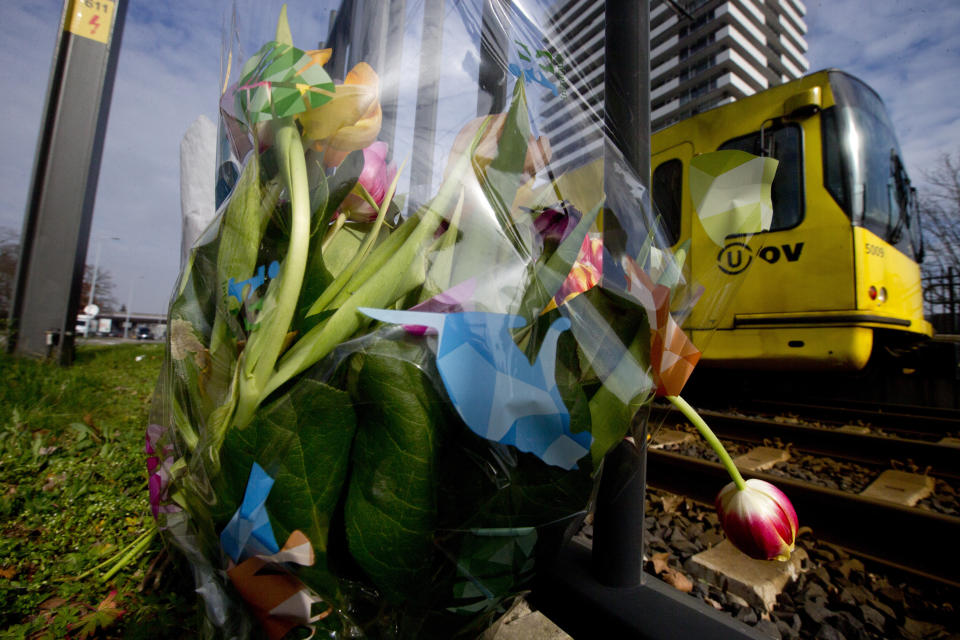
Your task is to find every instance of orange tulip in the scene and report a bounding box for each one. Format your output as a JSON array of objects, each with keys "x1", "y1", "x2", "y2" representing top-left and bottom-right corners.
[{"x1": 298, "y1": 62, "x2": 382, "y2": 166}]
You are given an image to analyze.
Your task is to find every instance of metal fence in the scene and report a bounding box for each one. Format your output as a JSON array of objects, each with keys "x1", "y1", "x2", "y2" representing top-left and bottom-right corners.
[{"x1": 923, "y1": 266, "x2": 960, "y2": 334}]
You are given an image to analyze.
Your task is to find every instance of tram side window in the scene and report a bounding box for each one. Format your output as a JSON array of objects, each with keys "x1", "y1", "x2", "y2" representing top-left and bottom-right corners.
[
  {"x1": 719, "y1": 125, "x2": 803, "y2": 231},
  {"x1": 652, "y1": 159, "x2": 683, "y2": 246}
]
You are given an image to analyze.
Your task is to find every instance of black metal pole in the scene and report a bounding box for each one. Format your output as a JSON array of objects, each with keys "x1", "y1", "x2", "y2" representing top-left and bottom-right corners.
[
  {"x1": 8, "y1": 0, "x2": 127, "y2": 364},
  {"x1": 590, "y1": 0, "x2": 651, "y2": 588}
]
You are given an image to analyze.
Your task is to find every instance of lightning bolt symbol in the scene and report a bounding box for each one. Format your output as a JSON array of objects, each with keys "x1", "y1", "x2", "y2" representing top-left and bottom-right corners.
[{"x1": 89, "y1": 15, "x2": 101, "y2": 35}]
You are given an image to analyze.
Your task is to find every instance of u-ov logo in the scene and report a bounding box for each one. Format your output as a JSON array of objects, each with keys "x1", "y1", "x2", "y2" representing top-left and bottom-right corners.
[
  {"x1": 718, "y1": 242, "x2": 804, "y2": 274},
  {"x1": 718, "y1": 242, "x2": 753, "y2": 274}
]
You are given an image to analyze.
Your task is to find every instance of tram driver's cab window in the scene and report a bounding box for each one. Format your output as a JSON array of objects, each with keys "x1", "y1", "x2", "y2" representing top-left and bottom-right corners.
[{"x1": 719, "y1": 125, "x2": 804, "y2": 232}]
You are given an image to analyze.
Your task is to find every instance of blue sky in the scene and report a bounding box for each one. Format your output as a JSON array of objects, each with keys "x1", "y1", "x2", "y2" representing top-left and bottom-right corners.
[{"x1": 2, "y1": 0, "x2": 959, "y2": 313}]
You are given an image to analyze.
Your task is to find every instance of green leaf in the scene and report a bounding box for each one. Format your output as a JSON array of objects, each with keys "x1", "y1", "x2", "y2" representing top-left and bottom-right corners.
[
  {"x1": 489, "y1": 80, "x2": 532, "y2": 180},
  {"x1": 476, "y1": 81, "x2": 535, "y2": 264},
  {"x1": 294, "y1": 150, "x2": 363, "y2": 334},
  {"x1": 217, "y1": 376, "x2": 357, "y2": 596},
  {"x1": 319, "y1": 149, "x2": 364, "y2": 227},
  {"x1": 345, "y1": 340, "x2": 442, "y2": 603},
  {"x1": 76, "y1": 590, "x2": 123, "y2": 639}
]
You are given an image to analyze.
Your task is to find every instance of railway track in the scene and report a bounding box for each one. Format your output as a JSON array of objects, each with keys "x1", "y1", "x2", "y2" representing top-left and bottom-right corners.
[
  {"x1": 649, "y1": 403, "x2": 960, "y2": 481},
  {"x1": 647, "y1": 401, "x2": 960, "y2": 586},
  {"x1": 645, "y1": 449, "x2": 960, "y2": 587},
  {"x1": 700, "y1": 398, "x2": 960, "y2": 441}
]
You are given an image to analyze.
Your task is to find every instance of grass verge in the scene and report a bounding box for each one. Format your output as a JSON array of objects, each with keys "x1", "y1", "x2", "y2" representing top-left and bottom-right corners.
[{"x1": 0, "y1": 344, "x2": 198, "y2": 639}]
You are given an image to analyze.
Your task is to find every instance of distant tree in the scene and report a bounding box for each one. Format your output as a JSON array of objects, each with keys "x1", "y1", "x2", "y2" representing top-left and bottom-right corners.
[
  {"x1": 918, "y1": 151, "x2": 960, "y2": 328},
  {"x1": 0, "y1": 227, "x2": 18, "y2": 320},
  {"x1": 79, "y1": 265, "x2": 118, "y2": 314},
  {"x1": 0, "y1": 226, "x2": 118, "y2": 319},
  {"x1": 920, "y1": 150, "x2": 960, "y2": 272}
]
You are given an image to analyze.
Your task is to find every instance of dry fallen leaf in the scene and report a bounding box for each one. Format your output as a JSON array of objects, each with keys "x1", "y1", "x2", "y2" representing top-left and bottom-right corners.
[
  {"x1": 661, "y1": 567, "x2": 693, "y2": 593},
  {"x1": 660, "y1": 493, "x2": 684, "y2": 513},
  {"x1": 39, "y1": 596, "x2": 68, "y2": 610},
  {"x1": 652, "y1": 552, "x2": 670, "y2": 575}
]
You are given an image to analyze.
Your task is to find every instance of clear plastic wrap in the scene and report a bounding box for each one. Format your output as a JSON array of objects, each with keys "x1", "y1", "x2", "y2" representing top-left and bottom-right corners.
[{"x1": 148, "y1": 2, "x2": 776, "y2": 638}]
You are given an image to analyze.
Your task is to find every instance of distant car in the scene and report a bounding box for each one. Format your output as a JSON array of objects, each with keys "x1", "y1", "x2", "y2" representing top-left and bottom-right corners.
[{"x1": 136, "y1": 326, "x2": 152, "y2": 341}]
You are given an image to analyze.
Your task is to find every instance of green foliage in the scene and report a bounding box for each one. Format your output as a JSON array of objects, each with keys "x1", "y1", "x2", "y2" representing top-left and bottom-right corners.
[
  {"x1": 218, "y1": 376, "x2": 358, "y2": 596},
  {"x1": 345, "y1": 341, "x2": 443, "y2": 604},
  {"x1": 0, "y1": 345, "x2": 198, "y2": 638}
]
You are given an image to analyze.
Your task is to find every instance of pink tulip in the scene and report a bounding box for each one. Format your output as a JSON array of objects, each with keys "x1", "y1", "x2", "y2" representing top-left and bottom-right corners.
[
  {"x1": 715, "y1": 478, "x2": 798, "y2": 561},
  {"x1": 533, "y1": 203, "x2": 580, "y2": 247},
  {"x1": 337, "y1": 141, "x2": 397, "y2": 222},
  {"x1": 145, "y1": 423, "x2": 180, "y2": 519}
]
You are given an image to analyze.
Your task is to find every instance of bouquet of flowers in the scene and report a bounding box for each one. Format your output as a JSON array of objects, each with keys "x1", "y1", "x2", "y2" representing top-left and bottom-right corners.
[{"x1": 147, "y1": 2, "x2": 795, "y2": 638}]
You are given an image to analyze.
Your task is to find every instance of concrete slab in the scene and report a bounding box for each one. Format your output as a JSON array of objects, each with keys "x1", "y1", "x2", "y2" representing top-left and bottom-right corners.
[
  {"x1": 860, "y1": 470, "x2": 935, "y2": 506},
  {"x1": 650, "y1": 428, "x2": 695, "y2": 449},
  {"x1": 733, "y1": 446, "x2": 790, "y2": 471},
  {"x1": 938, "y1": 437, "x2": 960, "y2": 448},
  {"x1": 688, "y1": 539, "x2": 807, "y2": 611},
  {"x1": 486, "y1": 598, "x2": 571, "y2": 640},
  {"x1": 838, "y1": 424, "x2": 871, "y2": 435}
]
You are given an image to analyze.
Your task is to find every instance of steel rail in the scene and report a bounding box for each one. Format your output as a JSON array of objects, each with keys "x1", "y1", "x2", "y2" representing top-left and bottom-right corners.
[
  {"x1": 697, "y1": 398, "x2": 960, "y2": 438},
  {"x1": 650, "y1": 405, "x2": 960, "y2": 480},
  {"x1": 799, "y1": 396, "x2": 960, "y2": 421},
  {"x1": 646, "y1": 449, "x2": 960, "y2": 587}
]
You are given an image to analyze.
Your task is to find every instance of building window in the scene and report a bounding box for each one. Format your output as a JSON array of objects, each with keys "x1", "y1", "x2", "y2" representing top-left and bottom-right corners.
[
  {"x1": 678, "y1": 8, "x2": 715, "y2": 38},
  {"x1": 679, "y1": 54, "x2": 715, "y2": 82},
  {"x1": 719, "y1": 124, "x2": 804, "y2": 231},
  {"x1": 652, "y1": 159, "x2": 684, "y2": 245},
  {"x1": 679, "y1": 32, "x2": 715, "y2": 60},
  {"x1": 679, "y1": 75, "x2": 718, "y2": 105},
  {"x1": 682, "y1": 0, "x2": 713, "y2": 14}
]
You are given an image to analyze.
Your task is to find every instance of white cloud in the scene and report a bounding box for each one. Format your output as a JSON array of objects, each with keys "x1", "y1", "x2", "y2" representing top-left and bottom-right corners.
[{"x1": 805, "y1": 0, "x2": 960, "y2": 189}]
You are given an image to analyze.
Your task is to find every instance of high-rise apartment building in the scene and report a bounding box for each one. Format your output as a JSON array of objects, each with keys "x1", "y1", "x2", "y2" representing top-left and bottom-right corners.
[
  {"x1": 650, "y1": 0, "x2": 809, "y2": 130},
  {"x1": 539, "y1": 0, "x2": 809, "y2": 173}
]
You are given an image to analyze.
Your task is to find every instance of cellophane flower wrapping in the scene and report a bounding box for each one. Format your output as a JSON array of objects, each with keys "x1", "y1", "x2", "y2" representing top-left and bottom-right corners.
[{"x1": 147, "y1": 1, "x2": 775, "y2": 638}]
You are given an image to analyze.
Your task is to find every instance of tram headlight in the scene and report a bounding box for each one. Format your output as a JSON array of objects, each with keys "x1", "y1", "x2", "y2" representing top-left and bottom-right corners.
[{"x1": 879, "y1": 286, "x2": 888, "y2": 302}]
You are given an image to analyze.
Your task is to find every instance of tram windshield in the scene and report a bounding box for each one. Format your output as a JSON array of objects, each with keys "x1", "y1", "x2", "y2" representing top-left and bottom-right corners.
[{"x1": 821, "y1": 71, "x2": 922, "y2": 260}]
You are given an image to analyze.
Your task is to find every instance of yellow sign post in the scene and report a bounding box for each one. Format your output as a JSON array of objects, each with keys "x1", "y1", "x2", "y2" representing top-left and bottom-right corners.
[
  {"x1": 67, "y1": 0, "x2": 116, "y2": 44},
  {"x1": 9, "y1": 0, "x2": 126, "y2": 363}
]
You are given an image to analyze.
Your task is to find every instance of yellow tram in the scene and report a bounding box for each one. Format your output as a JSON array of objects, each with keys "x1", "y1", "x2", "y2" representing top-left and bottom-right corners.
[{"x1": 652, "y1": 69, "x2": 931, "y2": 371}]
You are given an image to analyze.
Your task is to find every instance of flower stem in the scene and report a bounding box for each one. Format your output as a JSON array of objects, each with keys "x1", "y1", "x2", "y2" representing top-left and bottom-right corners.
[
  {"x1": 233, "y1": 116, "x2": 311, "y2": 430},
  {"x1": 100, "y1": 527, "x2": 158, "y2": 583},
  {"x1": 666, "y1": 394, "x2": 747, "y2": 490},
  {"x1": 321, "y1": 214, "x2": 347, "y2": 253},
  {"x1": 308, "y1": 160, "x2": 407, "y2": 315}
]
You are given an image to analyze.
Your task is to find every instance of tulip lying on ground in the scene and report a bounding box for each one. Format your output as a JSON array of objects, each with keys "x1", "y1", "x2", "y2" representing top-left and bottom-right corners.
[
  {"x1": 666, "y1": 396, "x2": 799, "y2": 562},
  {"x1": 715, "y1": 478, "x2": 799, "y2": 561}
]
